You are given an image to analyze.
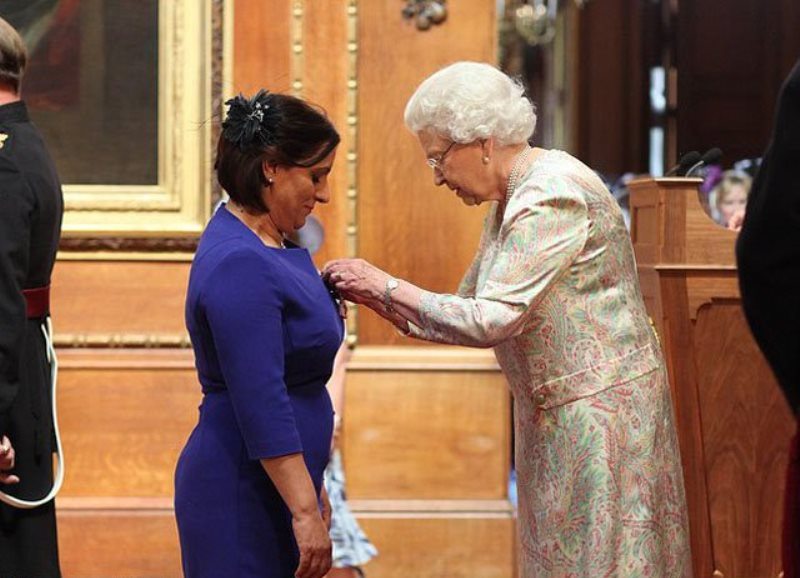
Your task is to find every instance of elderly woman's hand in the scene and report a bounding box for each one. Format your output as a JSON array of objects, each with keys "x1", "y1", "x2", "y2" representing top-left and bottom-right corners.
[
  {"x1": 324, "y1": 258, "x2": 422, "y2": 334},
  {"x1": 323, "y1": 259, "x2": 388, "y2": 304}
]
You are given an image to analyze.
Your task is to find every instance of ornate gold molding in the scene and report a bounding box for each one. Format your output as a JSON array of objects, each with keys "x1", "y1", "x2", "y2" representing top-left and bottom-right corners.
[
  {"x1": 210, "y1": 0, "x2": 231, "y2": 209},
  {"x1": 346, "y1": 0, "x2": 360, "y2": 346},
  {"x1": 61, "y1": 0, "x2": 216, "y2": 237},
  {"x1": 59, "y1": 0, "x2": 230, "y2": 255},
  {"x1": 59, "y1": 236, "x2": 199, "y2": 253},
  {"x1": 291, "y1": 1, "x2": 305, "y2": 96},
  {"x1": 55, "y1": 333, "x2": 193, "y2": 349}
]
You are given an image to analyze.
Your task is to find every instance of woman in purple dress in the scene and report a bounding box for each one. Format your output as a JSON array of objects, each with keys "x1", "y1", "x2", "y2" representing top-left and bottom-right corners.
[{"x1": 175, "y1": 90, "x2": 343, "y2": 578}]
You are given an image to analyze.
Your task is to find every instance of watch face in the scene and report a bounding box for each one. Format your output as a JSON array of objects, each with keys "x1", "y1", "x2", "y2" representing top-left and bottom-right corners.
[{"x1": 387, "y1": 278, "x2": 399, "y2": 290}]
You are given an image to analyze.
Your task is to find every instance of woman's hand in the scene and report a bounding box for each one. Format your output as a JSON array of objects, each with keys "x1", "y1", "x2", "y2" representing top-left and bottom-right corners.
[
  {"x1": 323, "y1": 259, "x2": 388, "y2": 304},
  {"x1": 0, "y1": 436, "x2": 19, "y2": 485},
  {"x1": 293, "y1": 510, "x2": 332, "y2": 578}
]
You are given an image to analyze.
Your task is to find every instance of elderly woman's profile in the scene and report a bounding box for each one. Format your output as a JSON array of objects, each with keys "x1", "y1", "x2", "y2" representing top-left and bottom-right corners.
[{"x1": 325, "y1": 61, "x2": 692, "y2": 577}]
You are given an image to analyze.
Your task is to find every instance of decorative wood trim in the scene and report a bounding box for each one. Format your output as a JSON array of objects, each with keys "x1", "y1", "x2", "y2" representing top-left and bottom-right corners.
[
  {"x1": 291, "y1": 0, "x2": 305, "y2": 95},
  {"x1": 56, "y1": 251, "x2": 194, "y2": 262},
  {"x1": 348, "y1": 499, "x2": 514, "y2": 516},
  {"x1": 346, "y1": 0, "x2": 360, "y2": 346},
  {"x1": 59, "y1": 236, "x2": 199, "y2": 253},
  {"x1": 348, "y1": 345, "x2": 501, "y2": 371},
  {"x1": 54, "y1": 333, "x2": 192, "y2": 349},
  {"x1": 210, "y1": 0, "x2": 229, "y2": 209},
  {"x1": 56, "y1": 348, "x2": 195, "y2": 369},
  {"x1": 654, "y1": 264, "x2": 737, "y2": 271},
  {"x1": 58, "y1": 497, "x2": 175, "y2": 511}
]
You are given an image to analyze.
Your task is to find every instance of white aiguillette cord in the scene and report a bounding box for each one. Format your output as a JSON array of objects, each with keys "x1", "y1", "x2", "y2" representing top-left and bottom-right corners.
[{"x1": 0, "y1": 317, "x2": 65, "y2": 509}]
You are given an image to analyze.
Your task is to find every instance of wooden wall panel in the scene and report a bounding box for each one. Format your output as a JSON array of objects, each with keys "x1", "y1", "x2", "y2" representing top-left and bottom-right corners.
[
  {"x1": 52, "y1": 260, "x2": 190, "y2": 342},
  {"x1": 358, "y1": 0, "x2": 497, "y2": 345},
  {"x1": 58, "y1": 350, "x2": 199, "y2": 497},
  {"x1": 58, "y1": 504, "x2": 516, "y2": 578},
  {"x1": 233, "y1": 0, "x2": 292, "y2": 94},
  {"x1": 301, "y1": 0, "x2": 350, "y2": 269},
  {"x1": 58, "y1": 501, "x2": 181, "y2": 578},
  {"x1": 344, "y1": 347, "x2": 510, "y2": 500},
  {"x1": 693, "y1": 303, "x2": 793, "y2": 576},
  {"x1": 677, "y1": 0, "x2": 800, "y2": 165},
  {"x1": 55, "y1": 350, "x2": 197, "y2": 576},
  {"x1": 354, "y1": 514, "x2": 515, "y2": 578},
  {"x1": 232, "y1": 1, "x2": 350, "y2": 268},
  {"x1": 576, "y1": 0, "x2": 648, "y2": 176}
]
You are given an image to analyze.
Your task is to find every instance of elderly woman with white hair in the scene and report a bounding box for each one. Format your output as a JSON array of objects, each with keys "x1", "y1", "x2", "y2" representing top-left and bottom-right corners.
[{"x1": 324, "y1": 61, "x2": 692, "y2": 577}]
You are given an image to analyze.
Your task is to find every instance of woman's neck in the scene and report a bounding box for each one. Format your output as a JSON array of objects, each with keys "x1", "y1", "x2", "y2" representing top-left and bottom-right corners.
[{"x1": 228, "y1": 202, "x2": 285, "y2": 248}]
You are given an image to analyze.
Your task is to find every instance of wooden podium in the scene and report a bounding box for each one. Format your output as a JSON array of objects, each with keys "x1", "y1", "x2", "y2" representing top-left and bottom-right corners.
[{"x1": 629, "y1": 177, "x2": 794, "y2": 578}]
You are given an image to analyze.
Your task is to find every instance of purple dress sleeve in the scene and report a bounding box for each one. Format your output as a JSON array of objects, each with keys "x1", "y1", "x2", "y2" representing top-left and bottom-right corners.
[{"x1": 201, "y1": 249, "x2": 303, "y2": 460}]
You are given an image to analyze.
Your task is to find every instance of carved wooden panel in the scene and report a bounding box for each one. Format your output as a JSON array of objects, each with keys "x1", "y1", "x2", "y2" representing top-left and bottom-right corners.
[
  {"x1": 58, "y1": 500, "x2": 181, "y2": 578},
  {"x1": 233, "y1": 0, "x2": 292, "y2": 94},
  {"x1": 58, "y1": 350, "x2": 199, "y2": 496},
  {"x1": 344, "y1": 347, "x2": 510, "y2": 499},
  {"x1": 52, "y1": 260, "x2": 191, "y2": 347},
  {"x1": 356, "y1": 515, "x2": 515, "y2": 578},
  {"x1": 693, "y1": 302, "x2": 792, "y2": 577}
]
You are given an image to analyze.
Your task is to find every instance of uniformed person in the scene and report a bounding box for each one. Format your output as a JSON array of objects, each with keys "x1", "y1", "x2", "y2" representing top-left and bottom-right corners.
[{"x1": 0, "y1": 15, "x2": 64, "y2": 578}]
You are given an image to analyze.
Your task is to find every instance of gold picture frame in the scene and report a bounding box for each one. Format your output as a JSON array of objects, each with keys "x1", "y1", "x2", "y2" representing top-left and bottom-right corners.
[{"x1": 55, "y1": 0, "x2": 227, "y2": 244}]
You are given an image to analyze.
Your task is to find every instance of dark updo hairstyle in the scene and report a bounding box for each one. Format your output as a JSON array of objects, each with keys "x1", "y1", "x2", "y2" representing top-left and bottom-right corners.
[{"x1": 215, "y1": 89, "x2": 340, "y2": 213}]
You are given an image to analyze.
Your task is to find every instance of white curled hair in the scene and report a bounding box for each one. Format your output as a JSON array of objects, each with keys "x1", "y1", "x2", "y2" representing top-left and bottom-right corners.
[{"x1": 404, "y1": 61, "x2": 536, "y2": 145}]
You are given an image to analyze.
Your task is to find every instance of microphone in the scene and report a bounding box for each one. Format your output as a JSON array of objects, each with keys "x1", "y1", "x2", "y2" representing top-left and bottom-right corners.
[
  {"x1": 685, "y1": 147, "x2": 723, "y2": 177},
  {"x1": 664, "y1": 151, "x2": 701, "y2": 177}
]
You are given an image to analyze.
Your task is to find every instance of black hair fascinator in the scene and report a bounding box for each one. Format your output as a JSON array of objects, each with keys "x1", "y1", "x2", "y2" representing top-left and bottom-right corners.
[{"x1": 222, "y1": 89, "x2": 273, "y2": 151}]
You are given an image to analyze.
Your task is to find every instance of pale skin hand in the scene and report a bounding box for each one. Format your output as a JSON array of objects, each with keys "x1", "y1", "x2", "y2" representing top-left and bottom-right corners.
[
  {"x1": 261, "y1": 453, "x2": 332, "y2": 578},
  {"x1": 727, "y1": 208, "x2": 746, "y2": 232},
  {"x1": 0, "y1": 435, "x2": 19, "y2": 485},
  {"x1": 321, "y1": 259, "x2": 423, "y2": 331}
]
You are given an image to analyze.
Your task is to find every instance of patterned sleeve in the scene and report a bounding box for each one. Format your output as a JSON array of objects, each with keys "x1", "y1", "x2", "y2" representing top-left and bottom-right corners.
[
  {"x1": 408, "y1": 175, "x2": 589, "y2": 348},
  {"x1": 455, "y1": 208, "x2": 494, "y2": 297}
]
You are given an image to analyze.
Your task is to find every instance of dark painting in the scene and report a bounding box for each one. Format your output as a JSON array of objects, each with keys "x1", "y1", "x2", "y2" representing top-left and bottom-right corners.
[{"x1": 2, "y1": 0, "x2": 159, "y2": 185}]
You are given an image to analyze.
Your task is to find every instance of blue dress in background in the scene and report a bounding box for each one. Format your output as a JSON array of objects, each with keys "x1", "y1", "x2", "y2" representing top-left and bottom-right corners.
[{"x1": 175, "y1": 205, "x2": 343, "y2": 577}]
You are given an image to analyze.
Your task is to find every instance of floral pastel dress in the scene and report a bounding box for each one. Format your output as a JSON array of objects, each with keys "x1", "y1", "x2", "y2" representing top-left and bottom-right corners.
[{"x1": 408, "y1": 150, "x2": 692, "y2": 577}]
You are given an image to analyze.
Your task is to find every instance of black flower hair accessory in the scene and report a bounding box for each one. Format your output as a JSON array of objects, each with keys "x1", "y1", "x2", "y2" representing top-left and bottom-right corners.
[{"x1": 222, "y1": 89, "x2": 273, "y2": 151}]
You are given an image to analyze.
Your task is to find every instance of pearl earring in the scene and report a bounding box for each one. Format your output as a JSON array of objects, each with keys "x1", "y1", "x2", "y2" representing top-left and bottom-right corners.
[{"x1": 482, "y1": 156, "x2": 490, "y2": 164}]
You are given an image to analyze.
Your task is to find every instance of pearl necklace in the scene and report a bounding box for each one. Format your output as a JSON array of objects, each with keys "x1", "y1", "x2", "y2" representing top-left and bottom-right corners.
[{"x1": 505, "y1": 146, "x2": 533, "y2": 205}]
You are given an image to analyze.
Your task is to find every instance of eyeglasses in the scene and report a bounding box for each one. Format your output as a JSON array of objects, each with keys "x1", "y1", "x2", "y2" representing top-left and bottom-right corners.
[{"x1": 426, "y1": 141, "x2": 457, "y2": 170}]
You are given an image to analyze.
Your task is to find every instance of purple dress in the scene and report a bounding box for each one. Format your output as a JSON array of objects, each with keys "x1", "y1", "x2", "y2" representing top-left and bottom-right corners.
[{"x1": 175, "y1": 205, "x2": 342, "y2": 577}]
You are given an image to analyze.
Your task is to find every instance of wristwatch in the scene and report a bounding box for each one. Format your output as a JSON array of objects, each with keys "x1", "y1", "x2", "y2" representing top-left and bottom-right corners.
[{"x1": 384, "y1": 277, "x2": 400, "y2": 313}]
